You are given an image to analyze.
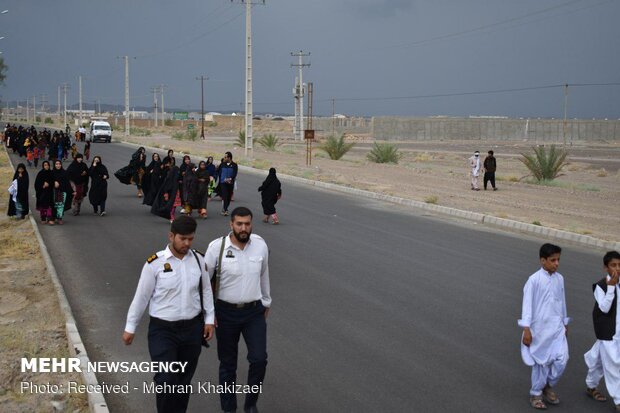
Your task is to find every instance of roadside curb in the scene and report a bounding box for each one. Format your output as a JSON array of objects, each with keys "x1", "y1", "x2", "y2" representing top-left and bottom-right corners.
[
  {"x1": 121, "y1": 140, "x2": 620, "y2": 252},
  {"x1": 5, "y1": 150, "x2": 109, "y2": 413}
]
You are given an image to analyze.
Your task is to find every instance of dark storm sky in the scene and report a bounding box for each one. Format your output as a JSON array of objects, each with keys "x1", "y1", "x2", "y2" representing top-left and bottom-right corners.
[{"x1": 1, "y1": 0, "x2": 619, "y2": 118}]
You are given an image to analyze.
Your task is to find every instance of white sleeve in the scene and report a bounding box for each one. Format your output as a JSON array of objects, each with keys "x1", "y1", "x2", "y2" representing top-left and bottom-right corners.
[
  {"x1": 595, "y1": 284, "x2": 615, "y2": 314},
  {"x1": 260, "y1": 248, "x2": 271, "y2": 308},
  {"x1": 562, "y1": 278, "x2": 571, "y2": 325},
  {"x1": 124, "y1": 263, "x2": 156, "y2": 334},
  {"x1": 518, "y1": 279, "x2": 533, "y2": 328},
  {"x1": 198, "y1": 254, "x2": 215, "y2": 324}
]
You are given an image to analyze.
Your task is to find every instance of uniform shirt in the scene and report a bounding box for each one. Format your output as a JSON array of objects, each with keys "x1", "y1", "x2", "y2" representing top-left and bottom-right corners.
[
  {"x1": 124, "y1": 245, "x2": 215, "y2": 334},
  {"x1": 205, "y1": 233, "x2": 271, "y2": 307}
]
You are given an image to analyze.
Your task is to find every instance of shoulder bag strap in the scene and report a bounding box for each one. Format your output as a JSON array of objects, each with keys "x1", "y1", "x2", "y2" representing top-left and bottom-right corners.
[
  {"x1": 212, "y1": 235, "x2": 227, "y2": 301},
  {"x1": 191, "y1": 250, "x2": 205, "y2": 317}
]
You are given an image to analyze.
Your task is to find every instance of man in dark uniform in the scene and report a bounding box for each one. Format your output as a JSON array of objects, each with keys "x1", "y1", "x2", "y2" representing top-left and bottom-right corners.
[
  {"x1": 123, "y1": 216, "x2": 215, "y2": 413},
  {"x1": 205, "y1": 207, "x2": 271, "y2": 413}
]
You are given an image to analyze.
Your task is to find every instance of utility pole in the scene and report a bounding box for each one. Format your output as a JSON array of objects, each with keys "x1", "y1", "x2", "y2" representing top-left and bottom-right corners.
[
  {"x1": 232, "y1": 0, "x2": 265, "y2": 157},
  {"x1": 61, "y1": 83, "x2": 70, "y2": 127},
  {"x1": 291, "y1": 50, "x2": 310, "y2": 140},
  {"x1": 32, "y1": 96, "x2": 36, "y2": 122},
  {"x1": 150, "y1": 86, "x2": 159, "y2": 127},
  {"x1": 196, "y1": 76, "x2": 208, "y2": 139},
  {"x1": 79, "y1": 75, "x2": 83, "y2": 127},
  {"x1": 160, "y1": 84, "x2": 166, "y2": 126},
  {"x1": 57, "y1": 86, "x2": 61, "y2": 119},
  {"x1": 26, "y1": 97, "x2": 29, "y2": 123},
  {"x1": 331, "y1": 97, "x2": 335, "y2": 136},
  {"x1": 117, "y1": 56, "x2": 133, "y2": 136},
  {"x1": 563, "y1": 84, "x2": 569, "y2": 147},
  {"x1": 40, "y1": 94, "x2": 47, "y2": 111}
]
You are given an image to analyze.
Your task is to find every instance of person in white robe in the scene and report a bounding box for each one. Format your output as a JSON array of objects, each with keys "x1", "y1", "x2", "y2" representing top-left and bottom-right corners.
[
  {"x1": 468, "y1": 151, "x2": 481, "y2": 190},
  {"x1": 519, "y1": 243, "x2": 570, "y2": 409},
  {"x1": 584, "y1": 250, "x2": 620, "y2": 408}
]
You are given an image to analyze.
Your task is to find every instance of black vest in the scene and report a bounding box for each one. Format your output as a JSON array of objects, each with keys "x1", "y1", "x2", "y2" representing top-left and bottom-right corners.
[{"x1": 592, "y1": 278, "x2": 617, "y2": 341}]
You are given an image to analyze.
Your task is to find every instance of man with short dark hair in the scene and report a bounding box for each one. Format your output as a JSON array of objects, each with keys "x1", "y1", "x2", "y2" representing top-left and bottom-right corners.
[
  {"x1": 219, "y1": 152, "x2": 238, "y2": 216},
  {"x1": 205, "y1": 207, "x2": 271, "y2": 413},
  {"x1": 584, "y1": 250, "x2": 620, "y2": 407},
  {"x1": 123, "y1": 216, "x2": 215, "y2": 413},
  {"x1": 483, "y1": 150, "x2": 497, "y2": 191}
]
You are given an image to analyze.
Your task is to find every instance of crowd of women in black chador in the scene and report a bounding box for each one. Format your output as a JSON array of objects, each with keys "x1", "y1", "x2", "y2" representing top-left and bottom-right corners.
[{"x1": 4, "y1": 124, "x2": 73, "y2": 164}]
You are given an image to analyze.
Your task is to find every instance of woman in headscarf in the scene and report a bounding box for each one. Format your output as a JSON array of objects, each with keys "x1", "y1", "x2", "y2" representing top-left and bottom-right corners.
[
  {"x1": 131, "y1": 151, "x2": 147, "y2": 198},
  {"x1": 143, "y1": 154, "x2": 166, "y2": 207},
  {"x1": 7, "y1": 163, "x2": 29, "y2": 219},
  {"x1": 178, "y1": 155, "x2": 192, "y2": 212},
  {"x1": 88, "y1": 156, "x2": 109, "y2": 216},
  {"x1": 150, "y1": 158, "x2": 181, "y2": 223},
  {"x1": 66, "y1": 153, "x2": 89, "y2": 216},
  {"x1": 162, "y1": 149, "x2": 175, "y2": 167},
  {"x1": 34, "y1": 161, "x2": 54, "y2": 223},
  {"x1": 195, "y1": 161, "x2": 213, "y2": 218},
  {"x1": 181, "y1": 163, "x2": 198, "y2": 216},
  {"x1": 142, "y1": 153, "x2": 161, "y2": 204},
  {"x1": 258, "y1": 167, "x2": 282, "y2": 224},
  {"x1": 50, "y1": 159, "x2": 73, "y2": 225}
]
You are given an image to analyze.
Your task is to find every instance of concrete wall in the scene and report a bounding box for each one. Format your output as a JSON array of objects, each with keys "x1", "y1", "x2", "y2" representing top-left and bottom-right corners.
[{"x1": 371, "y1": 117, "x2": 620, "y2": 142}]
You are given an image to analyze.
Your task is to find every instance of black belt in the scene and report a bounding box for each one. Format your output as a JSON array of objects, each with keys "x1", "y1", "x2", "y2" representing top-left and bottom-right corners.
[
  {"x1": 216, "y1": 299, "x2": 260, "y2": 309},
  {"x1": 150, "y1": 313, "x2": 202, "y2": 328}
]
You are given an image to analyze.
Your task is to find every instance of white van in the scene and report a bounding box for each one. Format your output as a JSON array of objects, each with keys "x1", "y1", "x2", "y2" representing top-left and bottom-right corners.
[{"x1": 90, "y1": 121, "x2": 112, "y2": 143}]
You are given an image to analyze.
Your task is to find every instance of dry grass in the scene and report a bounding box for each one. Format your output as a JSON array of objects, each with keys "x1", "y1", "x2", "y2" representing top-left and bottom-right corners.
[
  {"x1": 413, "y1": 152, "x2": 433, "y2": 162},
  {"x1": 596, "y1": 168, "x2": 608, "y2": 177},
  {"x1": 425, "y1": 195, "x2": 439, "y2": 204}
]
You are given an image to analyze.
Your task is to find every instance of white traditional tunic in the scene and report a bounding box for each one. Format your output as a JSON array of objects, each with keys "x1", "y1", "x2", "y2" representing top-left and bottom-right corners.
[
  {"x1": 519, "y1": 268, "x2": 571, "y2": 366},
  {"x1": 584, "y1": 275, "x2": 620, "y2": 404}
]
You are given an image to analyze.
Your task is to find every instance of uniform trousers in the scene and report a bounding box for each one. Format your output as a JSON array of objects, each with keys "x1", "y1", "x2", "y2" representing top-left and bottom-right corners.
[
  {"x1": 215, "y1": 302, "x2": 267, "y2": 412},
  {"x1": 148, "y1": 315, "x2": 203, "y2": 413}
]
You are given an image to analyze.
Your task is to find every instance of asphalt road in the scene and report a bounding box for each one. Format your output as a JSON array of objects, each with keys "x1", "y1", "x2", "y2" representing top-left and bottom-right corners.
[{"x1": 9, "y1": 141, "x2": 614, "y2": 412}]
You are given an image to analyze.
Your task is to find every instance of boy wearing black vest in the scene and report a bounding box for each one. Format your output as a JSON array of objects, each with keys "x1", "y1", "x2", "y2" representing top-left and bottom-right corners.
[{"x1": 584, "y1": 250, "x2": 620, "y2": 408}]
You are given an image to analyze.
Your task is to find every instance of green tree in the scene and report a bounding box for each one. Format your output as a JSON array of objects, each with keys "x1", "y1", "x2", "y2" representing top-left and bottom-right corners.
[
  {"x1": 519, "y1": 145, "x2": 569, "y2": 181},
  {"x1": 320, "y1": 134, "x2": 355, "y2": 160}
]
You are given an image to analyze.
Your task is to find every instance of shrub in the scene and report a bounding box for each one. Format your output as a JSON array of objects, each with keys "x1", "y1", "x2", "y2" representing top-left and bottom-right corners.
[
  {"x1": 425, "y1": 195, "x2": 438, "y2": 204},
  {"x1": 164, "y1": 119, "x2": 174, "y2": 126},
  {"x1": 532, "y1": 220, "x2": 542, "y2": 226},
  {"x1": 130, "y1": 127, "x2": 151, "y2": 136},
  {"x1": 172, "y1": 131, "x2": 185, "y2": 140},
  {"x1": 44, "y1": 117, "x2": 54, "y2": 124},
  {"x1": 367, "y1": 142, "x2": 401, "y2": 164},
  {"x1": 519, "y1": 145, "x2": 568, "y2": 181},
  {"x1": 235, "y1": 130, "x2": 246, "y2": 147},
  {"x1": 257, "y1": 134, "x2": 279, "y2": 151},
  {"x1": 320, "y1": 134, "x2": 355, "y2": 160},
  {"x1": 187, "y1": 128, "x2": 198, "y2": 141},
  {"x1": 35, "y1": 116, "x2": 41, "y2": 122}
]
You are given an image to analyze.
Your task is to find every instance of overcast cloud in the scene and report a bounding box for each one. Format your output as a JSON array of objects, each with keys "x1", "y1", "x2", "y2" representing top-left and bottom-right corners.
[{"x1": 0, "y1": 0, "x2": 618, "y2": 118}]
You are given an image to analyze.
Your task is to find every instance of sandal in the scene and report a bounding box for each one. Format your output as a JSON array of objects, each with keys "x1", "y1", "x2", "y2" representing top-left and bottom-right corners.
[
  {"x1": 542, "y1": 385, "x2": 559, "y2": 405},
  {"x1": 530, "y1": 396, "x2": 547, "y2": 410},
  {"x1": 586, "y1": 387, "x2": 607, "y2": 402}
]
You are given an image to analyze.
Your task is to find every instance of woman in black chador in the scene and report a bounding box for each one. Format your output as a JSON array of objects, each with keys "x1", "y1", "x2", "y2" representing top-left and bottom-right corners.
[
  {"x1": 50, "y1": 160, "x2": 73, "y2": 225},
  {"x1": 34, "y1": 161, "x2": 54, "y2": 223},
  {"x1": 142, "y1": 153, "x2": 163, "y2": 206},
  {"x1": 151, "y1": 159, "x2": 180, "y2": 222},
  {"x1": 89, "y1": 156, "x2": 109, "y2": 216},
  {"x1": 258, "y1": 167, "x2": 282, "y2": 224},
  {"x1": 8, "y1": 163, "x2": 29, "y2": 219}
]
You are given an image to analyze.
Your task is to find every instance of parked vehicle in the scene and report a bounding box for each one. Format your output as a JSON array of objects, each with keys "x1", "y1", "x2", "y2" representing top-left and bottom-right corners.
[{"x1": 89, "y1": 121, "x2": 112, "y2": 143}]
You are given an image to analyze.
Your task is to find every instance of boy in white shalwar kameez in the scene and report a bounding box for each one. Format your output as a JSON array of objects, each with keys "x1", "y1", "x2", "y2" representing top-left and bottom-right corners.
[
  {"x1": 519, "y1": 243, "x2": 570, "y2": 410},
  {"x1": 584, "y1": 250, "x2": 620, "y2": 409}
]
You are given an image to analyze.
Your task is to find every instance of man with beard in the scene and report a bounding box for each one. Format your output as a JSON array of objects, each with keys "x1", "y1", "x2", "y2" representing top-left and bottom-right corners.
[
  {"x1": 204, "y1": 207, "x2": 271, "y2": 413},
  {"x1": 66, "y1": 153, "x2": 89, "y2": 215},
  {"x1": 123, "y1": 216, "x2": 215, "y2": 413}
]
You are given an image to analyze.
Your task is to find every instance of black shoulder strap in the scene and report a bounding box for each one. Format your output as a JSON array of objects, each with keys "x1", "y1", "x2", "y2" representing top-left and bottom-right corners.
[
  {"x1": 212, "y1": 236, "x2": 227, "y2": 301},
  {"x1": 191, "y1": 249, "x2": 205, "y2": 317}
]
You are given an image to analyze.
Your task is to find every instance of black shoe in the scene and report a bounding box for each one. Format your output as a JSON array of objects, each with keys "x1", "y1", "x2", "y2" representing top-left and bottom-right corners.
[{"x1": 493, "y1": 187, "x2": 498, "y2": 191}]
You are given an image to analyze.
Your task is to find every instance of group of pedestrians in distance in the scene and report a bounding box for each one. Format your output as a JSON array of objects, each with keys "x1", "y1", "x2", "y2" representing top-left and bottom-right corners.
[
  {"x1": 4, "y1": 124, "x2": 108, "y2": 224},
  {"x1": 519, "y1": 245, "x2": 620, "y2": 410},
  {"x1": 115, "y1": 147, "x2": 282, "y2": 224},
  {"x1": 468, "y1": 150, "x2": 497, "y2": 191}
]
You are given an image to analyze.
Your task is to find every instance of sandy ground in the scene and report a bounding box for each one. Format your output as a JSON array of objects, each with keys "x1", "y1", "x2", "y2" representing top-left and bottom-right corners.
[
  {"x1": 121, "y1": 131, "x2": 620, "y2": 243},
  {"x1": 0, "y1": 147, "x2": 88, "y2": 412}
]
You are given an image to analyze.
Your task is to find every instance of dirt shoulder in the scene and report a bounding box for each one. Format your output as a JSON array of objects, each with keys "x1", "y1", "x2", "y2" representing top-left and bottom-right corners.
[
  {"x1": 120, "y1": 133, "x2": 620, "y2": 243},
  {"x1": 0, "y1": 148, "x2": 88, "y2": 411}
]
